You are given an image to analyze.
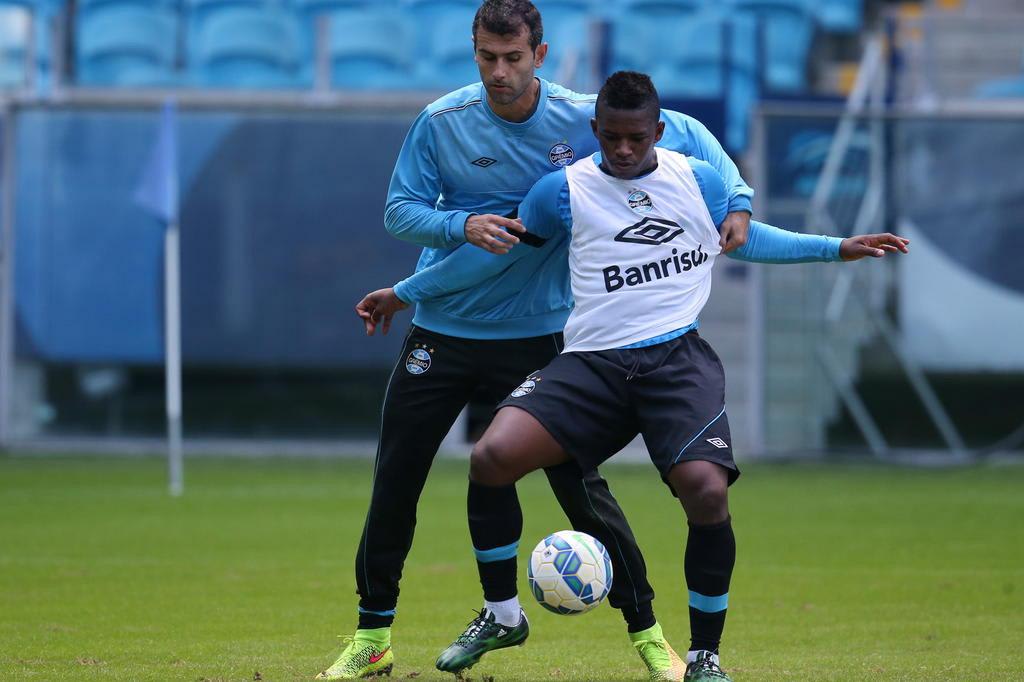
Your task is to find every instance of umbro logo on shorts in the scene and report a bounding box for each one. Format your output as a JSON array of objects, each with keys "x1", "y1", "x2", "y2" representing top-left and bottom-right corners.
[
  {"x1": 614, "y1": 217, "x2": 684, "y2": 245},
  {"x1": 471, "y1": 157, "x2": 497, "y2": 168},
  {"x1": 707, "y1": 437, "x2": 728, "y2": 449}
]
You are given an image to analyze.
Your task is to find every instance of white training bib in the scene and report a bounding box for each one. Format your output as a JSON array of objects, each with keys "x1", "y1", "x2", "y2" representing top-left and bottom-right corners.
[{"x1": 562, "y1": 149, "x2": 722, "y2": 352}]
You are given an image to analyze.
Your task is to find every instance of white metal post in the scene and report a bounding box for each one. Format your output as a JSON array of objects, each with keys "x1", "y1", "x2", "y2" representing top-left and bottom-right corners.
[
  {"x1": 747, "y1": 108, "x2": 768, "y2": 455},
  {"x1": 0, "y1": 104, "x2": 15, "y2": 447},
  {"x1": 165, "y1": 222, "x2": 183, "y2": 495}
]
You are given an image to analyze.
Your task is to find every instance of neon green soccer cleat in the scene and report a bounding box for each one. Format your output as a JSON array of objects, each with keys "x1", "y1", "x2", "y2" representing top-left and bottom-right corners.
[
  {"x1": 315, "y1": 628, "x2": 393, "y2": 680},
  {"x1": 435, "y1": 608, "x2": 529, "y2": 674},
  {"x1": 629, "y1": 622, "x2": 687, "y2": 681},
  {"x1": 683, "y1": 650, "x2": 732, "y2": 681}
]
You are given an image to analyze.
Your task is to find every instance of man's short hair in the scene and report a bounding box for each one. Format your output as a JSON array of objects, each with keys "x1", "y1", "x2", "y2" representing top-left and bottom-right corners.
[
  {"x1": 596, "y1": 71, "x2": 661, "y2": 121},
  {"x1": 473, "y1": 0, "x2": 544, "y2": 51}
]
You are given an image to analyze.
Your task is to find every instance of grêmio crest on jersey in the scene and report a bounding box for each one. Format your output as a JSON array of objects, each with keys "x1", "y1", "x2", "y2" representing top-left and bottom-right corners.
[
  {"x1": 627, "y1": 189, "x2": 654, "y2": 214},
  {"x1": 548, "y1": 142, "x2": 574, "y2": 167}
]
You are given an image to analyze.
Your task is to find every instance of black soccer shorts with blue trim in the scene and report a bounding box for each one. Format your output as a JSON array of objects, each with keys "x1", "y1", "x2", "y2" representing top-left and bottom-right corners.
[{"x1": 498, "y1": 330, "x2": 740, "y2": 487}]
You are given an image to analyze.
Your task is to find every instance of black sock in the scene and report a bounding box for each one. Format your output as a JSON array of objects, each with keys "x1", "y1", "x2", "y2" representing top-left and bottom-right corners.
[
  {"x1": 621, "y1": 600, "x2": 657, "y2": 633},
  {"x1": 468, "y1": 479, "x2": 523, "y2": 601},
  {"x1": 685, "y1": 516, "x2": 735, "y2": 654}
]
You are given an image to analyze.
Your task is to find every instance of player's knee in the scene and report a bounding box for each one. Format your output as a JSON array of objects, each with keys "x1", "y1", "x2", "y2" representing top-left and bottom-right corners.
[
  {"x1": 470, "y1": 436, "x2": 518, "y2": 486},
  {"x1": 672, "y1": 466, "x2": 729, "y2": 522},
  {"x1": 686, "y1": 479, "x2": 729, "y2": 522}
]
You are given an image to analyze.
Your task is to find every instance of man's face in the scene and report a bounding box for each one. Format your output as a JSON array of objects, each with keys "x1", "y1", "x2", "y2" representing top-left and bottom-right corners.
[
  {"x1": 474, "y1": 25, "x2": 546, "y2": 106},
  {"x1": 591, "y1": 105, "x2": 665, "y2": 179}
]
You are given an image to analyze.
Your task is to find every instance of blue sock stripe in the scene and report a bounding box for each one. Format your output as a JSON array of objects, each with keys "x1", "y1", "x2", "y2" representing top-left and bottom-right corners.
[
  {"x1": 358, "y1": 607, "x2": 396, "y2": 617},
  {"x1": 688, "y1": 590, "x2": 728, "y2": 613},
  {"x1": 473, "y1": 541, "x2": 519, "y2": 563}
]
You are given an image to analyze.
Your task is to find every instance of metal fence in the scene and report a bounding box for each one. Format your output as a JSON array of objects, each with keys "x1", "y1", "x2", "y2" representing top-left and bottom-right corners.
[{"x1": 750, "y1": 98, "x2": 1024, "y2": 459}]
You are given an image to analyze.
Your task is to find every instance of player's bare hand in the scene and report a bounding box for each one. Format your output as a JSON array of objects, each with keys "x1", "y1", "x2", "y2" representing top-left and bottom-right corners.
[
  {"x1": 719, "y1": 211, "x2": 750, "y2": 253},
  {"x1": 355, "y1": 288, "x2": 410, "y2": 336},
  {"x1": 465, "y1": 214, "x2": 525, "y2": 255},
  {"x1": 839, "y1": 233, "x2": 911, "y2": 261}
]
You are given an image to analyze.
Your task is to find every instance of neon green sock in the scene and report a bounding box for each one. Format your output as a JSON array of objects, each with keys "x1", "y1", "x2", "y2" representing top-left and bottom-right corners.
[
  {"x1": 354, "y1": 627, "x2": 391, "y2": 644},
  {"x1": 628, "y1": 621, "x2": 664, "y2": 643}
]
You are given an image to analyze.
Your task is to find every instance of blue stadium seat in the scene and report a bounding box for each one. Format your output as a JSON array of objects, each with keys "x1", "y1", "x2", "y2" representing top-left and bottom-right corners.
[
  {"x1": 190, "y1": 7, "x2": 303, "y2": 88},
  {"x1": 296, "y1": 0, "x2": 396, "y2": 13},
  {"x1": 327, "y1": 9, "x2": 414, "y2": 89},
  {"x1": 974, "y1": 77, "x2": 1024, "y2": 99},
  {"x1": 816, "y1": 0, "x2": 862, "y2": 34},
  {"x1": 613, "y1": 10, "x2": 759, "y2": 151},
  {"x1": 534, "y1": 0, "x2": 597, "y2": 90},
  {"x1": 619, "y1": 0, "x2": 707, "y2": 20},
  {"x1": 76, "y1": 5, "x2": 178, "y2": 86},
  {"x1": 0, "y1": 6, "x2": 30, "y2": 88},
  {"x1": 1, "y1": 0, "x2": 61, "y2": 91},
  {"x1": 185, "y1": 0, "x2": 265, "y2": 49},
  {"x1": 78, "y1": 0, "x2": 176, "y2": 9},
  {"x1": 403, "y1": 0, "x2": 477, "y2": 60},
  {"x1": 414, "y1": 9, "x2": 479, "y2": 89},
  {"x1": 612, "y1": 0, "x2": 715, "y2": 83},
  {"x1": 729, "y1": 0, "x2": 816, "y2": 92},
  {"x1": 292, "y1": 0, "x2": 400, "y2": 81},
  {"x1": 974, "y1": 49, "x2": 1024, "y2": 99},
  {"x1": 187, "y1": 0, "x2": 264, "y2": 24}
]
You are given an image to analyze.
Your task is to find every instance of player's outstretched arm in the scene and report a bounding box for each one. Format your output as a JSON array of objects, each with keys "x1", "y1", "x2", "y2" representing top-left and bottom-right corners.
[
  {"x1": 730, "y1": 222, "x2": 910, "y2": 264},
  {"x1": 393, "y1": 235, "x2": 532, "y2": 305},
  {"x1": 838, "y1": 233, "x2": 911, "y2": 260},
  {"x1": 393, "y1": 170, "x2": 569, "y2": 304},
  {"x1": 685, "y1": 158, "x2": 909, "y2": 264},
  {"x1": 355, "y1": 288, "x2": 409, "y2": 336}
]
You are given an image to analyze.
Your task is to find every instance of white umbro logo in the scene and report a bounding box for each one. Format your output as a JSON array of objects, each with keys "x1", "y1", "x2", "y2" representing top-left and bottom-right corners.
[{"x1": 707, "y1": 438, "x2": 728, "y2": 449}]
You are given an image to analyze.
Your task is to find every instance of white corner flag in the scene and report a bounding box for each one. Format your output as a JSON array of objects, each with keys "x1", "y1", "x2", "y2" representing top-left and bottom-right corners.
[{"x1": 134, "y1": 101, "x2": 183, "y2": 496}]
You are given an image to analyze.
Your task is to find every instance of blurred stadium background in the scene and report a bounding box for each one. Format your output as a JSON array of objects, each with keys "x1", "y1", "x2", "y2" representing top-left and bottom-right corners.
[
  {"x1": 0, "y1": 0, "x2": 1021, "y2": 462},
  {"x1": 1, "y1": 1, "x2": 1024, "y2": 680}
]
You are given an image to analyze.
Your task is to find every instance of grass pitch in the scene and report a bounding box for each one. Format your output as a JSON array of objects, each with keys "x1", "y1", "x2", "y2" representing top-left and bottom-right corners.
[{"x1": 1, "y1": 454, "x2": 1022, "y2": 681}]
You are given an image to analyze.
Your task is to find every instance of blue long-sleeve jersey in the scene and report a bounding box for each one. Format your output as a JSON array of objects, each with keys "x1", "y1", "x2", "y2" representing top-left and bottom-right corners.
[
  {"x1": 394, "y1": 157, "x2": 843, "y2": 341},
  {"x1": 384, "y1": 78, "x2": 754, "y2": 339}
]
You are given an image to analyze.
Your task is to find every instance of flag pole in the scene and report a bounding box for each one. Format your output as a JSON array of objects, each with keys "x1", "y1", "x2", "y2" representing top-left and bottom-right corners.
[
  {"x1": 136, "y1": 99, "x2": 183, "y2": 495},
  {"x1": 165, "y1": 218, "x2": 183, "y2": 496}
]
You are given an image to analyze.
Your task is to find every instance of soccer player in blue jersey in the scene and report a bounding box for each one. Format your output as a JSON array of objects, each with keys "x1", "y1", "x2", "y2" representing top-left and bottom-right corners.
[
  {"x1": 357, "y1": 71, "x2": 908, "y2": 680},
  {"x1": 318, "y1": 2, "x2": 756, "y2": 679}
]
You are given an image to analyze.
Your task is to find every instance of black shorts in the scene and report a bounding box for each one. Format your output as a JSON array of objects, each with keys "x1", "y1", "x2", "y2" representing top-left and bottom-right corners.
[{"x1": 497, "y1": 331, "x2": 739, "y2": 487}]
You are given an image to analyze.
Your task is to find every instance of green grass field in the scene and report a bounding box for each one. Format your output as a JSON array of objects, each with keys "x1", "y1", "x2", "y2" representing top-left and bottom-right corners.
[{"x1": 1, "y1": 455, "x2": 1022, "y2": 681}]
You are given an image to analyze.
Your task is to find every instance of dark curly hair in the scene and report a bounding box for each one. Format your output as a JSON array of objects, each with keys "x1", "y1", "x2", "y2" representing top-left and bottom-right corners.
[
  {"x1": 472, "y1": 0, "x2": 544, "y2": 51},
  {"x1": 597, "y1": 71, "x2": 661, "y2": 121}
]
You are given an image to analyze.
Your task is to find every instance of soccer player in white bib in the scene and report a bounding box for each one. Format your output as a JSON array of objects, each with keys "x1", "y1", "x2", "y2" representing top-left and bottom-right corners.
[{"x1": 359, "y1": 71, "x2": 908, "y2": 681}]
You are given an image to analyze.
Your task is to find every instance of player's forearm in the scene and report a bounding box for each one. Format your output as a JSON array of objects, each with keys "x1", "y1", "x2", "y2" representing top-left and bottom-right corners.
[
  {"x1": 728, "y1": 221, "x2": 843, "y2": 264},
  {"x1": 384, "y1": 199, "x2": 472, "y2": 249},
  {"x1": 393, "y1": 244, "x2": 520, "y2": 303}
]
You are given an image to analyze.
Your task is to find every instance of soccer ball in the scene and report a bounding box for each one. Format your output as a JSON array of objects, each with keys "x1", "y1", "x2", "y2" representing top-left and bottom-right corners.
[{"x1": 527, "y1": 530, "x2": 613, "y2": 615}]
